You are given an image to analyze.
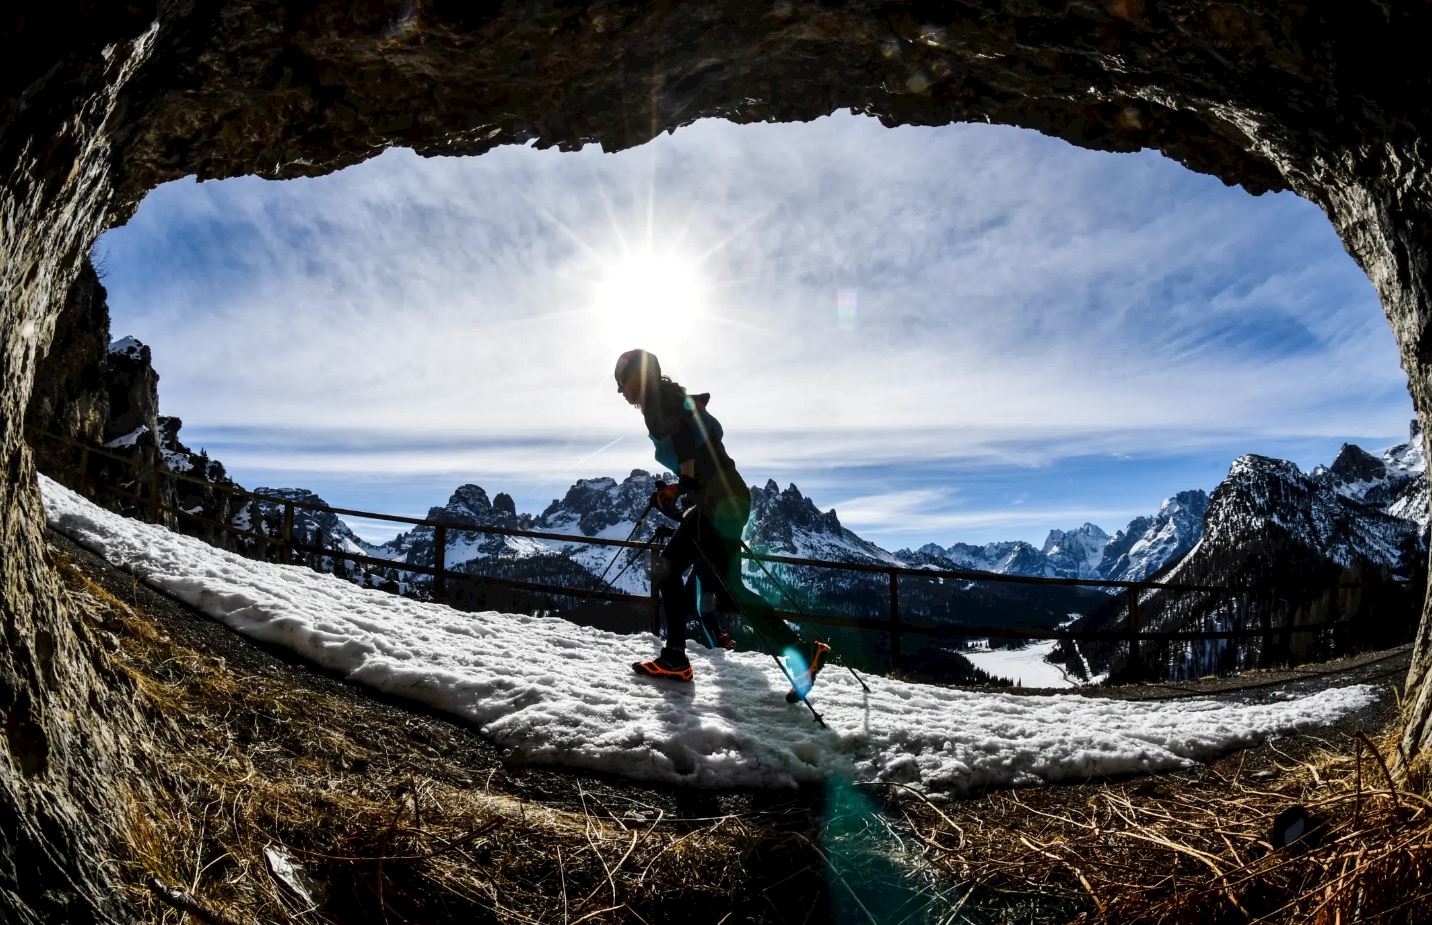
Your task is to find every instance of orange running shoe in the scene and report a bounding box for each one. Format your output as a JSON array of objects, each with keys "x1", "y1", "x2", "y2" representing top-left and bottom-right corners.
[
  {"x1": 786, "y1": 641, "x2": 831, "y2": 703},
  {"x1": 632, "y1": 653, "x2": 694, "y2": 682}
]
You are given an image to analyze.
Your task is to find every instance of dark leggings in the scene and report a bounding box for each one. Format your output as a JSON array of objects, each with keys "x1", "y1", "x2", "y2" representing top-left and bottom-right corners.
[{"x1": 657, "y1": 508, "x2": 801, "y2": 658}]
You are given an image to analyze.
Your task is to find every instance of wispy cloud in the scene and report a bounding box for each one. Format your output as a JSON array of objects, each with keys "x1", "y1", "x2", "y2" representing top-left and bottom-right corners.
[{"x1": 96, "y1": 114, "x2": 1411, "y2": 548}]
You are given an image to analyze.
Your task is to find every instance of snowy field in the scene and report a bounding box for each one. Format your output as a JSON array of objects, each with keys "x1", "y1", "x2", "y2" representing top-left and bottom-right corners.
[
  {"x1": 963, "y1": 640, "x2": 1079, "y2": 688},
  {"x1": 41, "y1": 475, "x2": 1380, "y2": 797}
]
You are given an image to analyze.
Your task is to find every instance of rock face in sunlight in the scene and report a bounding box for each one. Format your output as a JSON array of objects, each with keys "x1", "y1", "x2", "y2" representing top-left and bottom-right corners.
[{"x1": 4, "y1": 1, "x2": 1432, "y2": 918}]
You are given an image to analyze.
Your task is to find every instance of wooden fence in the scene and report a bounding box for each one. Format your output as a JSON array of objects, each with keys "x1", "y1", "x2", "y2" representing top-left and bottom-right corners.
[{"x1": 39, "y1": 433, "x2": 1388, "y2": 678}]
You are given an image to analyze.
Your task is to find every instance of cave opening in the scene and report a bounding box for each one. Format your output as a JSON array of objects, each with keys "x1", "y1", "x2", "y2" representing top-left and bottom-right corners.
[{"x1": 7, "y1": 5, "x2": 1432, "y2": 920}]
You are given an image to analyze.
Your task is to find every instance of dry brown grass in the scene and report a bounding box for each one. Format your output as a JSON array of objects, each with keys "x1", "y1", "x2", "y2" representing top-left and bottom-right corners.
[
  {"x1": 882, "y1": 709, "x2": 1432, "y2": 924},
  {"x1": 56, "y1": 554, "x2": 848, "y2": 924}
]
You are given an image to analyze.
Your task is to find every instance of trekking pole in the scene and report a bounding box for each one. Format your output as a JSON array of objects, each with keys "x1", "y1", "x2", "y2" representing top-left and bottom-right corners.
[
  {"x1": 692, "y1": 545, "x2": 828, "y2": 729},
  {"x1": 596, "y1": 499, "x2": 656, "y2": 588},
  {"x1": 739, "y1": 539, "x2": 872, "y2": 694},
  {"x1": 608, "y1": 516, "x2": 675, "y2": 594}
]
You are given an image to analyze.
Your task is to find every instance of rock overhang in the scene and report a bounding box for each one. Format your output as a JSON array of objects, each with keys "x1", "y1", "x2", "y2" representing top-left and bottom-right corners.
[{"x1": 6, "y1": 2, "x2": 1432, "y2": 920}]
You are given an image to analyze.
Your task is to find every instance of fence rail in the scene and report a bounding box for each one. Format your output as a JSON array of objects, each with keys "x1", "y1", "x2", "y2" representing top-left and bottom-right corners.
[{"x1": 37, "y1": 431, "x2": 1391, "y2": 680}]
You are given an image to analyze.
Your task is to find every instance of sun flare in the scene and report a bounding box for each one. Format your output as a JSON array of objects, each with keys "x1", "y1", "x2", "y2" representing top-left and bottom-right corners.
[{"x1": 592, "y1": 252, "x2": 706, "y2": 340}]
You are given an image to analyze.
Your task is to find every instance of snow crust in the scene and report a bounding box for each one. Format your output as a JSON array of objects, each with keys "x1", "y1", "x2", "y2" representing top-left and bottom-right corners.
[{"x1": 40, "y1": 475, "x2": 1380, "y2": 797}]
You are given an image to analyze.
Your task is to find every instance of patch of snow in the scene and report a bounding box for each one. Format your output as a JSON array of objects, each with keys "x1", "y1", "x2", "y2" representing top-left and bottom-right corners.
[
  {"x1": 104, "y1": 426, "x2": 148, "y2": 449},
  {"x1": 39, "y1": 475, "x2": 1381, "y2": 798},
  {"x1": 108, "y1": 335, "x2": 144, "y2": 358},
  {"x1": 162, "y1": 448, "x2": 194, "y2": 473}
]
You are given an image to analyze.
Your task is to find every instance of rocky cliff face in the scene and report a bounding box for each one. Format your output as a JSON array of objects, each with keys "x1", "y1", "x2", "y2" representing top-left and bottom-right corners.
[
  {"x1": 7, "y1": 2, "x2": 1432, "y2": 918},
  {"x1": 24, "y1": 259, "x2": 111, "y2": 454}
]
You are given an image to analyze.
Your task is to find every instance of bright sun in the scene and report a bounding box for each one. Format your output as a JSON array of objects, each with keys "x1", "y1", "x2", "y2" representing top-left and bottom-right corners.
[{"x1": 593, "y1": 252, "x2": 706, "y2": 340}]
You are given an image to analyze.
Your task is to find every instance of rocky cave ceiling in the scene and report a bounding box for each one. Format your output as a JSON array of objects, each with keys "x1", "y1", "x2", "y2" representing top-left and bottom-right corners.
[{"x1": 4, "y1": 2, "x2": 1432, "y2": 920}]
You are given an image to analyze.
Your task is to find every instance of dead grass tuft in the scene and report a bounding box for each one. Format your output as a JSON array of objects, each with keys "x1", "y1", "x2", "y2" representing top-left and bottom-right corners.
[{"x1": 887, "y1": 719, "x2": 1432, "y2": 924}]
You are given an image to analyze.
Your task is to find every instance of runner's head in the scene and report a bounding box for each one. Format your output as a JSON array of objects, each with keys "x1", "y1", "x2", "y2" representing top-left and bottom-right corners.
[{"x1": 614, "y1": 349, "x2": 660, "y2": 406}]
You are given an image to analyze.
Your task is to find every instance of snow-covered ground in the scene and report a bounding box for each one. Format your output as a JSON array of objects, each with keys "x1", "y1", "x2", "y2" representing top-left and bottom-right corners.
[{"x1": 41, "y1": 475, "x2": 1382, "y2": 798}]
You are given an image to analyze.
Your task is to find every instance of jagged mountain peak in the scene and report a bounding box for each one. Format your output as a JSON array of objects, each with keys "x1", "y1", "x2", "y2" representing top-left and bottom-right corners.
[
  {"x1": 538, "y1": 469, "x2": 659, "y2": 537},
  {"x1": 445, "y1": 483, "x2": 493, "y2": 514},
  {"x1": 1162, "y1": 489, "x2": 1210, "y2": 512},
  {"x1": 1329, "y1": 443, "x2": 1386, "y2": 482},
  {"x1": 1384, "y1": 419, "x2": 1427, "y2": 477},
  {"x1": 747, "y1": 480, "x2": 891, "y2": 565},
  {"x1": 253, "y1": 486, "x2": 326, "y2": 504},
  {"x1": 1098, "y1": 490, "x2": 1209, "y2": 585},
  {"x1": 1041, "y1": 522, "x2": 1108, "y2": 549},
  {"x1": 1229, "y1": 454, "x2": 1304, "y2": 483},
  {"x1": 1205, "y1": 451, "x2": 1420, "y2": 574},
  {"x1": 749, "y1": 481, "x2": 844, "y2": 533},
  {"x1": 927, "y1": 540, "x2": 1045, "y2": 577}
]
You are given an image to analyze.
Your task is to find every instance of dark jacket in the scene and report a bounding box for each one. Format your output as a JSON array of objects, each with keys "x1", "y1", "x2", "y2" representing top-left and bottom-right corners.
[{"x1": 641, "y1": 378, "x2": 751, "y2": 536}]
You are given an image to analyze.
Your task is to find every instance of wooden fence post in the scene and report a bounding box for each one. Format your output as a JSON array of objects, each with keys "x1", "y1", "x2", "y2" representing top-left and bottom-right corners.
[
  {"x1": 148, "y1": 461, "x2": 161, "y2": 523},
  {"x1": 280, "y1": 501, "x2": 294, "y2": 564},
  {"x1": 889, "y1": 570, "x2": 902, "y2": 673},
  {"x1": 1259, "y1": 589, "x2": 1274, "y2": 668},
  {"x1": 1125, "y1": 586, "x2": 1142, "y2": 679},
  {"x1": 433, "y1": 524, "x2": 447, "y2": 604}
]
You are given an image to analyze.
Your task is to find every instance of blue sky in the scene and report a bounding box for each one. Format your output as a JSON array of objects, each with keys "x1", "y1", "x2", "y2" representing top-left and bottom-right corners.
[{"x1": 95, "y1": 113, "x2": 1413, "y2": 549}]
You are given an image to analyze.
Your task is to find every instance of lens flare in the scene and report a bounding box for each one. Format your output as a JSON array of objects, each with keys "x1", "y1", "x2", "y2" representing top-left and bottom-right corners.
[{"x1": 593, "y1": 252, "x2": 705, "y2": 340}]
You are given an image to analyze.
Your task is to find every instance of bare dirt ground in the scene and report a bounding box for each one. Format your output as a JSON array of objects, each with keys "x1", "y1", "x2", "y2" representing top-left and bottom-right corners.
[{"x1": 51, "y1": 530, "x2": 1413, "y2": 924}]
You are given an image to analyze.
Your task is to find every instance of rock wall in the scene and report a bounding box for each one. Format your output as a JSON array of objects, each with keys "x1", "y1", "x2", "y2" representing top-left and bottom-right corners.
[
  {"x1": 4, "y1": 2, "x2": 1432, "y2": 918},
  {"x1": 24, "y1": 259, "x2": 111, "y2": 468}
]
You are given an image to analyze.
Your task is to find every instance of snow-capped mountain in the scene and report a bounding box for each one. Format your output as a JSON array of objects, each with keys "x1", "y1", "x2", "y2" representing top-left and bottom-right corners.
[
  {"x1": 371, "y1": 475, "x2": 903, "y2": 600},
  {"x1": 1070, "y1": 432, "x2": 1428, "y2": 682},
  {"x1": 382, "y1": 483, "x2": 541, "y2": 568},
  {"x1": 1041, "y1": 523, "x2": 1111, "y2": 579},
  {"x1": 1313, "y1": 420, "x2": 1428, "y2": 530},
  {"x1": 233, "y1": 487, "x2": 375, "y2": 559},
  {"x1": 373, "y1": 471, "x2": 667, "y2": 597},
  {"x1": 746, "y1": 480, "x2": 900, "y2": 567},
  {"x1": 1096, "y1": 490, "x2": 1210, "y2": 585},
  {"x1": 1201, "y1": 454, "x2": 1423, "y2": 575},
  {"x1": 911, "y1": 541, "x2": 1048, "y2": 576},
  {"x1": 900, "y1": 498, "x2": 1207, "y2": 587},
  {"x1": 527, "y1": 471, "x2": 667, "y2": 595}
]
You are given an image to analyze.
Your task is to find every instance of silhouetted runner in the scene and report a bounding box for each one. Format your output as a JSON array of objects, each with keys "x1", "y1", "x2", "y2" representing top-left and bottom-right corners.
[{"x1": 614, "y1": 348, "x2": 828, "y2": 695}]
